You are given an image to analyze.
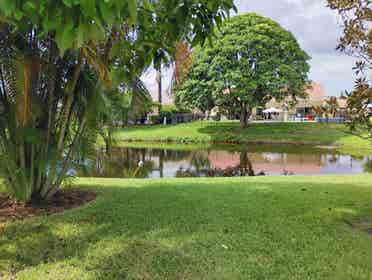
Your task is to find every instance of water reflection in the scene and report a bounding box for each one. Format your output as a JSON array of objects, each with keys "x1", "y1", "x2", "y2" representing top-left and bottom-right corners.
[
  {"x1": 75, "y1": 145, "x2": 371, "y2": 179},
  {"x1": 363, "y1": 158, "x2": 372, "y2": 173}
]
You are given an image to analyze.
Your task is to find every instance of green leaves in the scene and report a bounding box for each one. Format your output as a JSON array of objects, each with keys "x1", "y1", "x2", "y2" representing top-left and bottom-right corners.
[
  {"x1": 80, "y1": 0, "x2": 96, "y2": 17},
  {"x1": 0, "y1": 0, "x2": 237, "y2": 202},
  {"x1": 56, "y1": 22, "x2": 76, "y2": 55},
  {"x1": 127, "y1": 0, "x2": 137, "y2": 24},
  {"x1": 176, "y1": 13, "x2": 310, "y2": 117},
  {"x1": 0, "y1": 0, "x2": 16, "y2": 16},
  {"x1": 0, "y1": 0, "x2": 235, "y2": 57},
  {"x1": 99, "y1": 1, "x2": 115, "y2": 25}
]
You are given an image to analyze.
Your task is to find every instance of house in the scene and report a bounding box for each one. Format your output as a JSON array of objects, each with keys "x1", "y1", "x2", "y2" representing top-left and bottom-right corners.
[
  {"x1": 334, "y1": 95, "x2": 348, "y2": 118},
  {"x1": 253, "y1": 82, "x2": 327, "y2": 121}
]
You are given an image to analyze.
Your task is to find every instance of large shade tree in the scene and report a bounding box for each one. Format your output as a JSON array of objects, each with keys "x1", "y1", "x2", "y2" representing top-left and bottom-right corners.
[
  {"x1": 175, "y1": 13, "x2": 310, "y2": 127},
  {"x1": 0, "y1": 0, "x2": 236, "y2": 203}
]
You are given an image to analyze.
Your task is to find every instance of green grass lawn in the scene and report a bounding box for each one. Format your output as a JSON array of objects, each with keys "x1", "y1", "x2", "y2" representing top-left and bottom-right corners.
[
  {"x1": 115, "y1": 122, "x2": 372, "y2": 156},
  {"x1": 1, "y1": 175, "x2": 372, "y2": 279}
]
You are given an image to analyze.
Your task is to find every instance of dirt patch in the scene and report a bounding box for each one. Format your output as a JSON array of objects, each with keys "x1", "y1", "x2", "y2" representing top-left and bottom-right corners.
[
  {"x1": 367, "y1": 228, "x2": 372, "y2": 236},
  {"x1": 0, "y1": 189, "x2": 97, "y2": 224}
]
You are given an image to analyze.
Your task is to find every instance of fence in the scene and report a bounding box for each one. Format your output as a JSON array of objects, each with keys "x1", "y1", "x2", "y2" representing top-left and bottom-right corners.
[{"x1": 316, "y1": 117, "x2": 346, "y2": 124}]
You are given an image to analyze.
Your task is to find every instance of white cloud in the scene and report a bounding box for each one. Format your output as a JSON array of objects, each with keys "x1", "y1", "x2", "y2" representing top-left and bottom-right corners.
[
  {"x1": 310, "y1": 54, "x2": 357, "y2": 95},
  {"x1": 234, "y1": 0, "x2": 357, "y2": 95}
]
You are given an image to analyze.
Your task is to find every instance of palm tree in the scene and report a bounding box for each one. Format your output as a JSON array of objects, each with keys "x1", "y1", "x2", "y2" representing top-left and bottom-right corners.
[
  {"x1": 325, "y1": 97, "x2": 339, "y2": 118},
  {"x1": 153, "y1": 49, "x2": 170, "y2": 109},
  {"x1": 152, "y1": 41, "x2": 192, "y2": 112},
  {"x1": 0, "y1": 24, "x2": 148, "y2": 203},
  {"x1": 312, "y1": 105, "x2": 325, "y2": 118},
  {"x1": 156, "y1": 64, "x2": 163, "y2": 105},
  {"x1": 0, "y1": 41, "x2": 107, "y2": 202}
]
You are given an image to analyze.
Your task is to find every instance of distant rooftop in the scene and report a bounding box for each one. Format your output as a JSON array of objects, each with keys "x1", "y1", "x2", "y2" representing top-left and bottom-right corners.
[
  {"x1": 267, "y1": 82, "x2": 326, "y2": 108},
  {"x1": 305, "y1": 83, "x2": 325, "y2": 102}
]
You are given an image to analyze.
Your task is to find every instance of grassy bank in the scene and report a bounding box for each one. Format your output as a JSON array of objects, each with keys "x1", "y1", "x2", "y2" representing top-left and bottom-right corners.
[
  {"x1": 115, "y1": 122, "x2": 372, "y2": 156},
  {"x1": 1, "y1": 175, "x2": 372, "y2": 279}
]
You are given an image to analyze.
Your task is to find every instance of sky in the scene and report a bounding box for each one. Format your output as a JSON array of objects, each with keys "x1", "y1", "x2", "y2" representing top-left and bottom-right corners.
[{"x1": 143, "y1": 0, "x2": 356, "y2": 104}]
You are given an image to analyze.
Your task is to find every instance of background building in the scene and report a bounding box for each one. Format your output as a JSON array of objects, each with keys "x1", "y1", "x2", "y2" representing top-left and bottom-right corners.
[{"x1": 253, "y1": 83, "x2": 348, "y2": 121}]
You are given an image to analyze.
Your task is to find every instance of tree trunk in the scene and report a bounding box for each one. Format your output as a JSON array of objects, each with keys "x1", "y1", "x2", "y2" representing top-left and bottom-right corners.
[
  {"x1": 103, "y1": 128, "x2": 113, "y2": 155},
  {"x1": 159, "y1": 150, "x2": 164, "y2": 178},
  {"x1": 240, "y1": 103, "x2": 250, "y2": 128},
  {"x1": 156, "y1": 64, "x2": 162, "y2": 107}
]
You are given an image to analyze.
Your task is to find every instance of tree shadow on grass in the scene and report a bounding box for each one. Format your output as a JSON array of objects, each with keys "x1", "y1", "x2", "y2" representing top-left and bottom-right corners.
[
  {"x1": 0, "y1": 184, "x2": 226, "y2": 278},
  {"x1": 1, "y1": 179, "x2": 372, "y2": 279}
]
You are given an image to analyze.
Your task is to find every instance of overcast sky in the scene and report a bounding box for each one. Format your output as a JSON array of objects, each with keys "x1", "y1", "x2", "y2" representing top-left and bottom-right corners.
[{"x1": 144, "y1": 0, "x2": 356, "y2": 103}]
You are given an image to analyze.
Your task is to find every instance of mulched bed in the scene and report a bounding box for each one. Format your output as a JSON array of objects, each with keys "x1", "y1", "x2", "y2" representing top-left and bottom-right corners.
[{"x1": 0, "y1": 189, "x2": 97, "y2": 224}]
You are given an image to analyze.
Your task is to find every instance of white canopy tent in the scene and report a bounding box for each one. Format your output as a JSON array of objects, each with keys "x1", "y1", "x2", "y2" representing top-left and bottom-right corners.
[{"x1": 262, "y1": 107, "x2": 282, "y2": 114}]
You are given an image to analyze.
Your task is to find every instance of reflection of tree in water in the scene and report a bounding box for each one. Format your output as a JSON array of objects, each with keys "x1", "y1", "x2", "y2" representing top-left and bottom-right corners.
[
  {"x1": 190, "y1": 151, "x2": 212, "y2": 171},
  {"x1": 239, "y1": 150, "x2": 255, "y2": 176},
  {"x1": 77, "y1": 148, "x2": 194, "y2": 178},
  {"x1": 76, "y1": 146, "x2": 369, "y2": 179},
  {"x1": 152, "y1": 149, "x2": 193, "y2": 178},
  {"x1": 77, "y1": 148, "x2": 155, "y2": 178},
  {"x1": 176, "y1": 149, "x2": 258, "y2": 177},
  {"x1": 363, "y1": 158, "x2": 372, "y2": 173},
  {"x1": 328, "y1": 153, "x2": 339, "y2": 164},
  {"x1": 175, "y1": 150, "x2": 212, "y2": 177},
  {"x1": 151, "y1": 149, "x2": 192, "y2": 161}
]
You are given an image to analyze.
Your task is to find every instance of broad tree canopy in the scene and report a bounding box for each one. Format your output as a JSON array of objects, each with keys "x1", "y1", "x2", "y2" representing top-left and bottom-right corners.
[{"x1": 175, "y1": 13, "x2": 310, "y2": 126}]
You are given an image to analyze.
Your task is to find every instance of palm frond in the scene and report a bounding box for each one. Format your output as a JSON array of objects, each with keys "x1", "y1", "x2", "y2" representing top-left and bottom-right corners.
[
  {"x1": 129, "y1": 77, "x2": 152, "y2": 117},
  {"x1": 82, "y1": 47, "x2": 111, "y2": 85},
  {"x1": 0, "y1": 52, "x2": 41, "y2": 127}
]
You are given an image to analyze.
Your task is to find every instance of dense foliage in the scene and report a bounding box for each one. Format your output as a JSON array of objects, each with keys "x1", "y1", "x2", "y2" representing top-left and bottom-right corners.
[
  {"x1": 175, "y1": 13, "x2": 310, "y2": 127},
  {"x1": 0, "y1": 0, "x2": 236, "y2": 202},
  {"x1": 327, "y1": 0, "x2": 371, "y2": 134}
]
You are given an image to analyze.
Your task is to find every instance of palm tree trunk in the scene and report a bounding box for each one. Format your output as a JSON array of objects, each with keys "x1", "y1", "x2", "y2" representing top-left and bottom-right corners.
[
  {"x1": 57, "y1": 55, "x2": 83, "y2": 153},
  {"x1": 156, "y1": 64, "x2": 162, "y2": 107}
]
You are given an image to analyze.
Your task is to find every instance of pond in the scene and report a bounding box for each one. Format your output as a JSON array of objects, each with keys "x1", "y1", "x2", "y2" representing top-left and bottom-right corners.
[{"x1": 75, "y1": 144, "x2": 372, "y2": 178}]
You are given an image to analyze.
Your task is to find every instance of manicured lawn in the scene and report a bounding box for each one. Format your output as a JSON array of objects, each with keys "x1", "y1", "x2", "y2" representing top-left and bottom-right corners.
[
  {"x1": 1, "y1": 175, "x2": 372, "y2": 279},
  {"x1": 115, "y1": 122, "x2": 372, "y2": 156}
]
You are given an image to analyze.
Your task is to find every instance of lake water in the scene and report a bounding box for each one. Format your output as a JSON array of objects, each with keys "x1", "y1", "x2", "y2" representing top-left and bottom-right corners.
[{"x1": 75, "y1": 144, "x2": 372, "y2": 178}]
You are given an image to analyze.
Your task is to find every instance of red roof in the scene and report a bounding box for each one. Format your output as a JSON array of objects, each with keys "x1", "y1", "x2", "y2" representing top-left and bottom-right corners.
[{"x1": 305, "y1": 83, "x2": 325, "y2": 101}]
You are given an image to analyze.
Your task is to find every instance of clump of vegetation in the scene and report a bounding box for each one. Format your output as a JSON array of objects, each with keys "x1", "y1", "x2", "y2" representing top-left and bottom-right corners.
[
  {"x1": 0, "y1": 0, "x2": 236, "y2": 203},
  {"x1": 160, "y1": 105, "x2": 191, "y2": 115}
]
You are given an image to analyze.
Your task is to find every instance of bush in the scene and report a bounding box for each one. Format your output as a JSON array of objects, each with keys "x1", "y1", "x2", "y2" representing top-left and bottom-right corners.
[{"x1": 160, "y1": 105, "x2": 191, "y2": 115}]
